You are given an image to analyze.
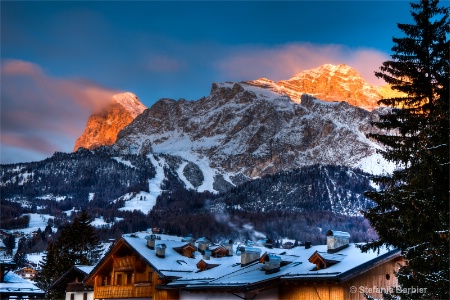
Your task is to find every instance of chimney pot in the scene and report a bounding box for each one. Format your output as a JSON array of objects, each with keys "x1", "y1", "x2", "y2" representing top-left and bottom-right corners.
[
  {"x1": 326, "y1": 230, "x2": 350, "y2": 253},
  {"x1": 264, "y1": 254, "x2": 281, "y2": 274},
  {"x1": 240, "y1": 246, "x2": 261, "y2": 266},
  {"x1": 156, "y1": 244, "x2": 167, "y2": 258}
]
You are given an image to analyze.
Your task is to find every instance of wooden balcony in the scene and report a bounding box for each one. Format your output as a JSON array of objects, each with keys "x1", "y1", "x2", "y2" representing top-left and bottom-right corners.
[{"x1": 95, "y1": 284, "x2": 152, "y2": 299}]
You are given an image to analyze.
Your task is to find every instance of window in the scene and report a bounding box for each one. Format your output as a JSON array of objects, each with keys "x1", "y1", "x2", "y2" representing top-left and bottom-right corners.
[
  {"x1": 386, "y1": 274, "x2": 391, "y2": 280},
  {"x1": 117, "y1": 274, "x2": 122, "y2": 285},
  {"x1": 101, "y1": 276, "x2": 111, "y2": 286},
  {"x1": 83, "y1": 293, "x2": 88, "y2": 300},
  {"x1": 127, "y1": 273, "x2": 133, "y2": 285},
  {"x1": 148, "y1": 272, "x2": 153, "y2": 283},
  {"x1": 70, "y1": 293, "x2": 75, "y2": 300}
]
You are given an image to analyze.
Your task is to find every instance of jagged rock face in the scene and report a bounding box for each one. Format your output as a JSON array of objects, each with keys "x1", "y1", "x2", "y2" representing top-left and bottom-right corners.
[
  {"x1": 73, "y1": 92, "x2": 146, "y2": 151},
  {"x1": 114, "y1": 81, "x2": 390, "y2": 187},
  {"x1": 248, "y1": 64, "x2": 403, "y2": 110}
]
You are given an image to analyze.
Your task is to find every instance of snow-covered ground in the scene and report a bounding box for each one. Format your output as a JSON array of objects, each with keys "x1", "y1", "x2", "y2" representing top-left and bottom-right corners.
[
  {"x1": 19, "y1": 213, "x2": 54, "y2": 234},
  {"x1": 118, "y1": 154, "x2": 164, "y2": 214}
]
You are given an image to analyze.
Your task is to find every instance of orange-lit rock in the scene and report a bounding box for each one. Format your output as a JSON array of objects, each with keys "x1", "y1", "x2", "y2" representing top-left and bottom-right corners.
[
  {"x1": 248, "y1": 64, "x2": 405, "y2": 110},
  {"x1": 73, "y1": 92, "x2": 146, "y2": 151}
]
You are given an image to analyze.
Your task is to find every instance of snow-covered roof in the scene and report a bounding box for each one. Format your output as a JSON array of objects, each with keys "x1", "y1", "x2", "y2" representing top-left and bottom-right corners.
[
  {"x1": 74, "y1": 265, "x2": 95, "y2": 275},
  {"x1": 0, "y1": 271, "x2": 44, "y2": 297},
  {"x1": 114, "y1": 234, "x2": 399, "y2": 291}
]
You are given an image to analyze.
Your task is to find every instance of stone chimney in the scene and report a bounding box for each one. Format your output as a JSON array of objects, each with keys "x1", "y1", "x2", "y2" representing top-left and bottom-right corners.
[
  {"x1": 220, "y1": 239, "x2": 234, "y2": 256},
  {"x1": 156, "y1": 244, "x2": 166, "y2": 258},
  {"x1": 196, "y1": 237, "x2": 210, "y2": 254},
  {"x1": 240, "y1": 246, "x2": 262, "y2": 266},
  {"x1": 326, "y1": 230, "x2": 350, "y2": 253},
  {"x1": 146, "y1": 235, "x2": 156, "y2": 250},
  {"x1": 305, "y1": 241, "x2": 312, "y2": 249},
  {"x1": 203, "y1": 249, "x2": 211, "y2": 260},
  {"x1": 264, "y1": 254, "x2": 281, "y2": 274}
]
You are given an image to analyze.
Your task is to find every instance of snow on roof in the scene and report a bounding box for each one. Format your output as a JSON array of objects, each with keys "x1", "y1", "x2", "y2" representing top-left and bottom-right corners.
[
  {"x1": 75, "y1": 265, "x2": 95, "y2": 275},
  {"x1": 120, "y1": 234, "x2": 399, "y2": 290},
  {"x1": 0, "y1": 271, "x2": 44, "y2": 295}
]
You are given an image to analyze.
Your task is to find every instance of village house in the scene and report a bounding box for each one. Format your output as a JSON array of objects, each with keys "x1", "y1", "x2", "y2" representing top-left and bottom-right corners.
[
  {"x1": 0, "y1": 259, "x2": 45, "y2": 299},
  {"x1": 50, "y1": 265, "x2": 94, "y2": 300},
  {"x1": 15, "y1": 266, "x2": 37, "y2": 280},
  {"x1": 83, "y1": 230, "x2": 402, "y2": 300}
]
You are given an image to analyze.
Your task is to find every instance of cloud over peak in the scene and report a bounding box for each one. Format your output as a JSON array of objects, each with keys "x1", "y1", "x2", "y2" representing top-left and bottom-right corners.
[
  {"x1": 1, "y1": 59, "x2": 121, "y2": 163},
  {"x1": 217, "y1": 43, "x2": 389, "y2": 86}
]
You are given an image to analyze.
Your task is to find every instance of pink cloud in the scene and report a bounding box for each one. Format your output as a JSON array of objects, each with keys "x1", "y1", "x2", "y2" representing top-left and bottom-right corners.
[
  {"x1": 1, "y1": 59, "x2": 121, "y2": 163},
  {"x1": 1, "y1": 134, "x2": 57, "y2": 154},
  {"x1": 2, "y1": 59, "x2": 43, "y2": 77},
  {"x1": 217, "y1": 43, "x2": 389, "y2": 86}
]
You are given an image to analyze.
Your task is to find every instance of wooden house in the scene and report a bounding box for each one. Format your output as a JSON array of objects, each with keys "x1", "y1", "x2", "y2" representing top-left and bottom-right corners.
[
  {"x1": 84, "y1": 237, "x2": 194, "y2": 300},
  {"x1": 16, "y1": 266, "x2": 37, "y2": 280},
  {"x1": 0, "y1": 260, "x2": 45, "y2": 299},
  {"x1": 84, "y1": 232, "x2": 403, "y2": 300}
]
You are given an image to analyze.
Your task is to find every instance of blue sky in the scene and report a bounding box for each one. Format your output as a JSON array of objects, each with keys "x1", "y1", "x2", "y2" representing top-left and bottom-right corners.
[{"x1": 1, "y1": 1, "x2": 415, "y2": 164}]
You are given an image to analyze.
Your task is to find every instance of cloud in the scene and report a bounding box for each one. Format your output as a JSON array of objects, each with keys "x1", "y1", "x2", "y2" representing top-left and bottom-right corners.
[
  {"x1": 1, "y1": 59, "x2": 121, "y2": 163},
  {"x1": 216, "y1": 43, "x2": 389, "y2": 86}
]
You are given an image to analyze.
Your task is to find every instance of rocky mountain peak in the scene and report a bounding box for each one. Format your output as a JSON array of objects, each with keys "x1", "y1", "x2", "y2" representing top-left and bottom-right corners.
[
  {"x1": 249, "y1": 64, "x2": 404, "y2": 110},
  {"x1": 73, "y1": 92, "x2": 146, "y2": 151}
]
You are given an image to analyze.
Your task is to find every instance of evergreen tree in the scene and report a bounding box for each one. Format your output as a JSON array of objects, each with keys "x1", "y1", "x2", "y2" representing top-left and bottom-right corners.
[
  {"x1": 13, "y1": 250, "x2": 27, "y2": 269},
  {"x1": 35, "y1": 241, "x2": 58, "y2": 294},
  {"x1": 36, "y1": 211, "x2": 103, "y2": 299},
  {"x1": 361, "y1": 1, "x2": 449, "y2": 299}
]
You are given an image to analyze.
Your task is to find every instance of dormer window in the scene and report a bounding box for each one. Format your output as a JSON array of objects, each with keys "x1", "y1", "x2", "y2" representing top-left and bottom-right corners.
[
  {"x1": 196, "y1": 259, "x2": 219, "y2": 272},
  {"x1": 173, "y1": 243, "x2": 196, "y2": 258},
  {"x1": 308, "y1": 251, "x2": 346, "y2": 270}
]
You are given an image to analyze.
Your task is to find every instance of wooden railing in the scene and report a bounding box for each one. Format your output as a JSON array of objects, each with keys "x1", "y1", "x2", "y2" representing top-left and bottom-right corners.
[
  {"x1": 95, "y1": 284, "x2": 152, "y2": 299},
  {"x1": 113, "y1": 256, "x2": 135, "y2": 271}
]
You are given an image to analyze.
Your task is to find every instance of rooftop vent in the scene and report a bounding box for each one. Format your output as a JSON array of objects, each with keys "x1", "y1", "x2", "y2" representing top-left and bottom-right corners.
[
  {"x1": 239, "y1": 246, "x2": 262, "y2": 266},
  {"x1": 203, "y1": 249, "x2": 211, "y2": 260},
  {"x1": 156, "y1": 244, "x2": 166, "y2": 258},
  {"x1": 305, "y1": 241, "x2": 312, "y2": 249},
  {"x1": 264, "y1": 254, "x2": 282, "y2": 274},
  {"x1": 326, "y1": 230, "x2": 350, "y2": 253},
  {"x1": 145, "y1": 235, "x2": 156, "y2": 250},
  {"x1": 196, "y1": 237, "x2": 210, "y2": 254},
  {"x1": 219, "y1": 239, "x2": 233, "y2": 256}
]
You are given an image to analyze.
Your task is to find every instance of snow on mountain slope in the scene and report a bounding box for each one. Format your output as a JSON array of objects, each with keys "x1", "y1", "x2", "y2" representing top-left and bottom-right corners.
[
  {"x1": 113, "y1": 80, "x2": 393, "y2": 192},
  {"x1": 118, "y1": 154, "x2": 164, "y2": 214}
]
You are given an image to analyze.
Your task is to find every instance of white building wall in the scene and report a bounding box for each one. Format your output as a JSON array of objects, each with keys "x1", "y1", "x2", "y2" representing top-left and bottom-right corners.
[
  {"x1": 65, "y1": 291, "x2": 94, "y2": 300},
  {"x1": 180, "y1": 288, "x2": 278, "y2": 300}
]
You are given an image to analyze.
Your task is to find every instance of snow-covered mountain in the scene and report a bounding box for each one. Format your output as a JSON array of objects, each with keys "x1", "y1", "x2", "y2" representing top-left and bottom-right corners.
[
  {"x1": 73, "y1": 92, "x2": 146, "y2": 151},
  {"x1": 112, "y1": 80, "x2": 393, "y2": 192},
  {"x1": 248, "y1": 64, "x2": 404, "y2": 110},
  {"x1": 1, "y1": 64, "x2": 398, "y2": 221}
]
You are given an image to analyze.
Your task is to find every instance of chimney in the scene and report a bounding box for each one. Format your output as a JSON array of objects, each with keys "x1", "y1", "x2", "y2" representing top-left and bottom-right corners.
[
  {"x1": 156, "y1": 244, "x2": 166, "y2": 258},
  {"x1": 305, "y1": 241, "x2": 312, "y2": 249},
  {"x1": 203, "y1": 249, "x2": 211, "y2": 260},
  {"x1": 264, "y1": 254, "x2": 281, "y2": 274},
  {"x1": 240, "y1": 246, "x2": 262, "y2": 266},
  {"x1": 146, "y1": 235, "x2": 156, "y2": 250},
  {"x1": 326, "y1": 230, "x2": 350, "y2": 253},
  {"x1": 196, "y1": 237, "x2": 210, "y2": 254},
  {"x1": 220, "y1": 239, "x2": 234, "y2": 256}
]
